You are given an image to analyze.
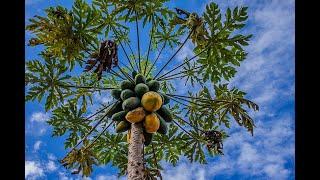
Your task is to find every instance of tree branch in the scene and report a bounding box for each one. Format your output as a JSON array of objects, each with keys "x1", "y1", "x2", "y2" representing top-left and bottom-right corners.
[
  {"x1": 145, "y1": 41, "x2": 167, "y2": 78},
  {"x1": 173, "y1": 114, "x2": 205, "y2": 133},
  {"x1": 84, "y1": 120, "x2": 115, "y2": 151},
  {"x1": 64, "y1": 101, "x2": 117, "y2": 157},
  {"x1": 154, "y1": 29, "x2": 194, "y2": 79},
  {"x1": 115, "y1": 65, "x2": 135, "y2": 83},
  {"x1": 110, "y1": 69, "x2": 126, "y2": 80},
  {"x1": 61, "y1": 84, "x2": 116, "y2": 90},
  {"x1": 167, "y1": 94, "x2": 211, "y2": 109},
  {"x1": 144, "y1": 20, "x2": 155, "y2": 76},
  {"x1": 135, "y1": 10, "x2": 142, "y2": 73},
  {"x1": 155, "y1": 42, "x2": 211, "y2": 80},
  {"x1": 111, "y1": 26, "x2": 135, "y2": 71},
  {"x1": 157, "y1": 65, "x2": 205, "y2": 81}
]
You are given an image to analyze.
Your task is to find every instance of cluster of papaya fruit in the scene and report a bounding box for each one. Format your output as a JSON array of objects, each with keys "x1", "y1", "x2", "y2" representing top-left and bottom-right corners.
[{"x1": 109, "y1": 71, "x2": 172, "y2": 146}]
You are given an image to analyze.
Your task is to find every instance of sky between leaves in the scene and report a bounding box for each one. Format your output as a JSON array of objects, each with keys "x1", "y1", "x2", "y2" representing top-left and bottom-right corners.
[{"x1": 25, "y1": 0, "x2": 295, "y2": 179}]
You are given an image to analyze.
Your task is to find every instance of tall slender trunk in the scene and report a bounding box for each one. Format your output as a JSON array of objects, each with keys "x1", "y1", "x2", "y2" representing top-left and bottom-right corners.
[{"x1": 127, "y1": 123, "x2": 145, "y2": 180}]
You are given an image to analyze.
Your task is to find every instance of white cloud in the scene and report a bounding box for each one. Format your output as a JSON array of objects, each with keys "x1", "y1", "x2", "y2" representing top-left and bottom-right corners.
[
  {"x1": 58, "y1": 172, "x2": 70, "y2": 180},
  {"x1": 161, "y1": 162, "x2": 207, "y2": 180},
  {"x1": 26, "y1": 112, "x2": 50, "y2": 136},
  {"x1": 162, "y1": 163, "x2": 192, "y2": 180},
  {"x1": 237, "y1": 143, "x2": 259, "y2": 163},
  {"x1": 263, "y1": 164, "x2": 290, "y2": 179},
  {"x1": 46, "y1": 160, "x2": 58, "y2": 172},
  {"x1": 96, "y1": 174, "x2": 124, "y2": 180},
  {"x1": 33, "y1": 141, "x2": 42, "y2": 152},
  {"x1": 47, "y1": 153, "x2": 57, "y2": 161},
  {"x1": 30, "y1": 112, "x2": 49, "y2": 123},
  {"x1": 208, "y1": 114, "x2": 294, "y2": 179},
  {"x1": 195, "y1": 169, "x2": 206, "y2": 180},
  {"x1": 25, "y1": 161, "x2": 44, "y2": 179}
]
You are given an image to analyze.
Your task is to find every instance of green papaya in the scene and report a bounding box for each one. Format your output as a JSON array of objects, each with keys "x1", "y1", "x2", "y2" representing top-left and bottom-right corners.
[
  {"x1": 135, "y1": 74, "x2": 146, "y2": 84},
  {"x1": 116, "y1": 121, "x2": 131, "y2": 133},
  {"x1": 146, "y1": 77, "x2": 153, "y2": 82},
  {"x1": 157, "y1": 106, "x2": 173, "y2": 122},
  {"x1": 106, "y1": 101, "x2": 123, "y2": 118},
  {"x1": 111, "y1": 89, "x2": 122, "y2": 100},
  {"x1": 134, "y1": 83, "x2": 149, "y2": 97},
  {"x1": 120, "y1": 89, "x2": 135, "y2": 100},
  {"x1": 143, "y1": 131, "x2": 153, "y2": 146},
  {"x1": 132, "y1": 70, "x2": 137, "y2": 79},
  {"x1": 147, "y1": 80, "x2": 160, "y2": 92},
  {"x1": 158, "y1": 92, "x2": 170, "y2": 105},
  {"x1": 122, "y1": 97, "x2": 140, "y2": 111},
  {"x1": 156, "y1": 113, "x2": 168, "y2": 134},
  {"x1": 120, "y1": 80, "x2": 135, "y2": 90},
  {"x1": 111, "y1": 111, "x2": 127, "y2": 122}
]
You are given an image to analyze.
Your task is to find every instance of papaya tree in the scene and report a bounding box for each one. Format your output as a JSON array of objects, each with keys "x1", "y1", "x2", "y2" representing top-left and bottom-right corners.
[{"x1": 25, "y1": 0, "x2": 259, "y2": 179}]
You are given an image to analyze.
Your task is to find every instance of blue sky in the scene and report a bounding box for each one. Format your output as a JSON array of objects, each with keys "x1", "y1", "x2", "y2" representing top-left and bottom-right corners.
[{"x1": 25, "y1": 0, "x2": 295, "y2": 179}]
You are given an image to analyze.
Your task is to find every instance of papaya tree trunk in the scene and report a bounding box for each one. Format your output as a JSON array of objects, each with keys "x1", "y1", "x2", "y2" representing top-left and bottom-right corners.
[{"x1": 127, "y1": 122, "x2": 145, "y2": 180}]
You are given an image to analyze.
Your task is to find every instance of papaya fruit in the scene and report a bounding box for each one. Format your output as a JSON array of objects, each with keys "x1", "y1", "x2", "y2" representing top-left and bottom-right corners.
[
  {"x1": 106, "y1": 101, "x2": 123, "y2": 118},
  {"x1": 156, "y1": 113, "x2": 168, "y2": 134},
  {"x1": 134, "y1": 83, "x2": 149, "y2": 97},
  {"x1": 146, "y1": 77, "x2": 153, "y2": 82},
  {"x1": 141, "y1": 91, "x2": 163, "y2": 112},
  {"x1": 120, "y1": 80, "x2": 135, "y2": 90},
  {"x1": 116, "y1": 120, "x2": 131, "y2": 133},
  {"x1": 158, "y1": 92, "x2": 170, "y2": 105},
  {"x1": 122, "y1": 97, "x2": 140, "y2": 111},
  {"x1": 111, "y1": 111, "x2": 127, "y2": 122},
  {"x1": 157, "y1": 106, "x2": 173, "y2": 122},
  {"x1": 132, "y1": 70, "x2": 137, "y2": 79},
  {"x1": 143, "y1": 131, "x2": 153, "y2": 146},
  {"x1": 144, "y1": 113, "x2": 160, "y2": 133},
  {"x1": 147, "y1": 80, "x2": 160, "y2": 92},
  {"x1": 125, "y1": 107, "x2": 146, "y2": 123},
  {"x1": 127, "y1": 130, "x2": 131, "y2": 143},
  {"x1": 135, "y1": 74, "x2": 146, "y2": 84},
  {"x1": 111, "y1": 89, "x2": 122, "y2": 100},
  {"x1": 120, "y1": 89, "x2": 135, "y2": 100}
]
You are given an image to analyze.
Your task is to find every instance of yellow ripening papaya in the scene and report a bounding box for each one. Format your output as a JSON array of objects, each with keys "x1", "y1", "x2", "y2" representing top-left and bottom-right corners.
[
  {"x1": 141, "y1": 91, "x2": 163, "y2": 112},
  {"x1": 143, "y1": 113, "x2": 160, "y2": 133},
  {"x1": 125, "y1": 107, "x2": 146, "y2": 123},
  {"x1": 127, "y1": 130, "x2": 131, "y2": 143}
]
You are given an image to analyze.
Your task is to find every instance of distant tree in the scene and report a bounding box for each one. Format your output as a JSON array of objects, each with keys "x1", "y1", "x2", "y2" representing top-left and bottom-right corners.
[{"x1": 25, "y1": 0, "x2": 258, "y2": 179}]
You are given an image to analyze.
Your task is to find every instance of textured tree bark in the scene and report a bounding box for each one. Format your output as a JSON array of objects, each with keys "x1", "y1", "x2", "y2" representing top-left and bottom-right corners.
[{"x1": 127, "y1": 123, "x2": 145, "y2": 180}]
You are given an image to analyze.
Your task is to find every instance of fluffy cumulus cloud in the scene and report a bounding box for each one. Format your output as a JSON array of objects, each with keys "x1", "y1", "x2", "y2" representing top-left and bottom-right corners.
[
  {"x1": 26, "y1": 111, "x2": 50, "y2": 136},
  {"x1": 47, "y1": 153, "x2": 57, "y2": 161},
  {"x1": 96, "y1": 174, "x2": 126, "y2": 180},
  {"x1": 162, "y1": 162, "x2": 206, "y2": 180},
  {"x1": 46, "y1": 160, "x2": 58, "y2": 172},
  {"x1": 57, "y1": 172, "x2": 68, "y2": 180},
  {"x1": 30, "y1": 112, "x2": 49, "y2": 123},
  {"x1": 33, "y1": 141, "x2": 42, "y2": 152},
  {"x1": 25, "y1": 161, "x2": 44, "y2": 179}
]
